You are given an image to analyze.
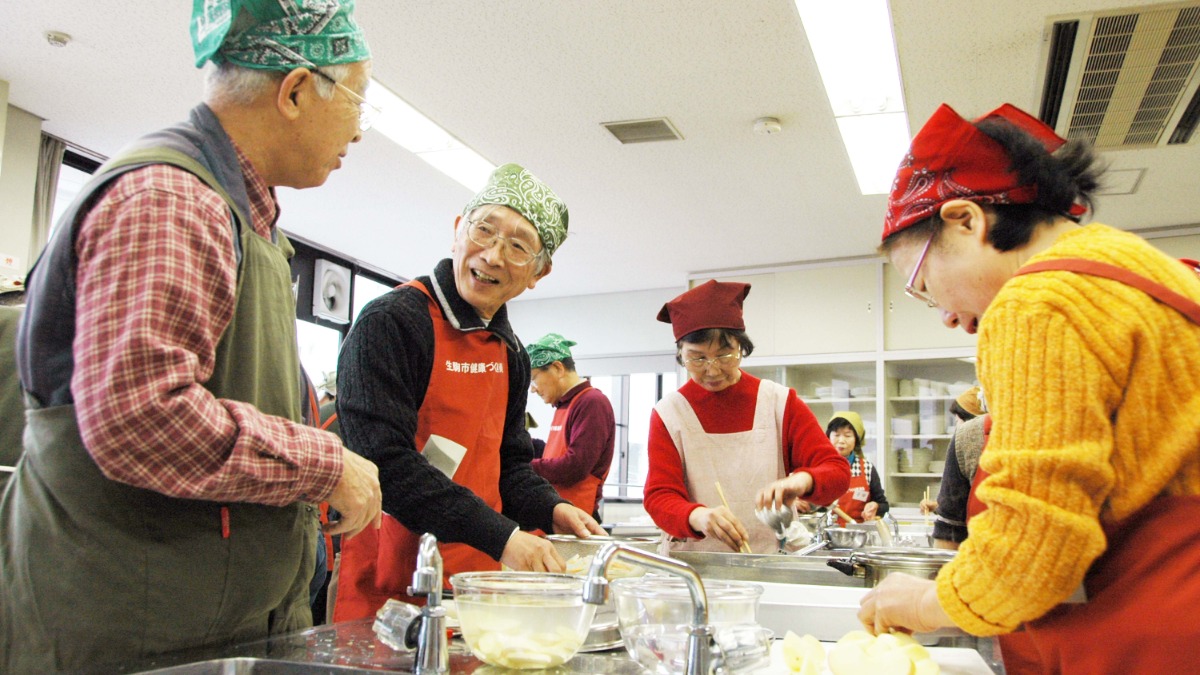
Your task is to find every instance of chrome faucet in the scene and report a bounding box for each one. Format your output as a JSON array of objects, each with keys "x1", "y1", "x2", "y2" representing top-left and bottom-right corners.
[
  {"x1": 583, "y1": 543, "x2": 716, "y2": 675},
  {"x1": 408, "y1": 533, "x2": 448, "y2": 674}
]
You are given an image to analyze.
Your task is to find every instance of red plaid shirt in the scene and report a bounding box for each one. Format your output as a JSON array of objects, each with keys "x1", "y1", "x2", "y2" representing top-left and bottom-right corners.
[{"x1": 70, "y1": 146, "x2": 342, "y2": 505}]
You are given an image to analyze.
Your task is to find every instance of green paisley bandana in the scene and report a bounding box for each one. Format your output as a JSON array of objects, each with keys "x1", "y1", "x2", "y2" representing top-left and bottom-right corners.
[
  {"x1": 463, "y1": 163, "x2": 569, "y2": 258},
  {"x1": 527, "y1": 333, "x2": 577, "y2": 369},
  {"x1": 192, "y1": 0, "x2": 370, "y2": 70}
]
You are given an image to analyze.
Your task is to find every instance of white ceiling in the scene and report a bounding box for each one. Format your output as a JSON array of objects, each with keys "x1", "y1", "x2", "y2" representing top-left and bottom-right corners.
[{"x1": 1, "y1": 0, "x2": 1197, "y2": 302}]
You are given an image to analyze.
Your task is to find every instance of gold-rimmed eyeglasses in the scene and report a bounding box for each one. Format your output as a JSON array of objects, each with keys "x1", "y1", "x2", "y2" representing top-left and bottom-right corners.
[
  {"x1": 904, "y1": 230, "x2": 939, "y2": 308},
  {"x1": 310, "y1": 68, "x2": 381, "y2": 132},
  {"x1": 681, "y1": 352, "x2": 741, "y2": 371},
  {"x1": 465, "y1": 218, "x2": 544, "y2": 267}
]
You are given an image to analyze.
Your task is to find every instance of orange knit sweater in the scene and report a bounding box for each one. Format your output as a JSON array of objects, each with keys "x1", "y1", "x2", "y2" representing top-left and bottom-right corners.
[{"x1": 937, "y1": 223, "x2": 1200, "y2": 636}]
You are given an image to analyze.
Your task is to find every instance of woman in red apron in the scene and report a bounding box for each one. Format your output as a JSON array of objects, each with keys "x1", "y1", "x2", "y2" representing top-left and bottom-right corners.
[
  {"x1": 824, "y1": 411, "x2": 889, "y2": 524},
  {"x1": 856, "y1": 102, "x2": 1200, "y2": 674}
]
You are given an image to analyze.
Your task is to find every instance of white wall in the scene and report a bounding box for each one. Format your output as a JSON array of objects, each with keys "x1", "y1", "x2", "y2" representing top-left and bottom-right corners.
[
  {"x1": 507, "y1": 285, "x2": 684, "y2": 371},
  {"x1": 0, "y1": 104, "x2": 42, "y2": 278},
  {"x1": 0, "y1": 81, "x2": 9, "y2": 176}
]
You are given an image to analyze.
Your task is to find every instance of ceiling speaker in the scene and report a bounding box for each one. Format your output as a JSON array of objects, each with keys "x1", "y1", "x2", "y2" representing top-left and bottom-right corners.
[{"x1": 313, "y1": 259, "x2": 351, "y2": 324}]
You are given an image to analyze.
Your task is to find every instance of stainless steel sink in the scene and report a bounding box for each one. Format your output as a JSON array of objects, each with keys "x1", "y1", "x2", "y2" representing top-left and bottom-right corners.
[
  {"x1": 670, "y1": 550, "x2": 866, "y2": 587},
  {"x1": 136, "y1": 658, "x2": 390, "y2": 674}
]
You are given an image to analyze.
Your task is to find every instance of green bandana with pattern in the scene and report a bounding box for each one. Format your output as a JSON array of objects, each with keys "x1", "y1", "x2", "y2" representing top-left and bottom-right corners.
[
  {"x1": 191, "y1": 0, "x2": 370, "y2": 70},
  {"x1": 463, "y1": 163, "x2": 569, "y2": 259},
  {"x1": 527, "y1": 333, "x2": 577, "y2": 369}
]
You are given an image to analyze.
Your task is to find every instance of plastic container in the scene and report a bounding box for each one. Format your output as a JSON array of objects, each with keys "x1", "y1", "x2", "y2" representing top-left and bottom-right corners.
[{"x1": 450, "y1": 571, "x2": 596, "y2": 669}]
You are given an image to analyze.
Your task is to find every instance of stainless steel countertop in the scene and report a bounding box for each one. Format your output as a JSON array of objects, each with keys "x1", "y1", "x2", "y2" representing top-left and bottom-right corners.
[{"x1": 125, "y1": 618, "x2": 642, "y2": 674}]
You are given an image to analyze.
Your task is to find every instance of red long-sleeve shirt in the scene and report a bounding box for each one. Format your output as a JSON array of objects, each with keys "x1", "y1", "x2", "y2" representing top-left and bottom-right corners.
[
  {"x1": 69, "y1": 150, "x2": 342, "y2": 505},
  {"x1": 643, "y1": 372, "x2": 849, "y2": 539}
]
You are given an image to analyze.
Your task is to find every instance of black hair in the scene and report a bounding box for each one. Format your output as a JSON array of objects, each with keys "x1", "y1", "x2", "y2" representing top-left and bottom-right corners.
[
  {"x1": 825, "y1": 417, "x2": 860, "y2": 450},
  {"x1": 534, "y1": 356, "x2": 576, "y2": 373},
  {"x1": 949, "y1": 400, "x2": 977, "y2": 422},
  {"x1": 880, "y1": 114, "x2": 1105, "y2": 255},
  {"x1": 674, "y1": 328, "x2": 754, "y2": 366}
]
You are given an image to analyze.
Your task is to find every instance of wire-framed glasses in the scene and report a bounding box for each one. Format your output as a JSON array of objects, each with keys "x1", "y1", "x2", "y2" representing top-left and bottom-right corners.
[
  {"x1": 465, "y1": 219, "x2": 543, "y2": 267},
  {"x1": 681, "y1": 352, "x2": 741, "y2": 371},
  {"x1": 904, "y1": 230, "x2": 939, "y2": 308},
  {"x1": 309, "y1": 68, "x2": 381, "y2": 132}
]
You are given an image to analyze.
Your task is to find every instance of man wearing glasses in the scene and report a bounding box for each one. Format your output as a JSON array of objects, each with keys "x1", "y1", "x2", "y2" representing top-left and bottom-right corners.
[
  {"x1": 2, "y1": 2, "x2": 382, "y2": 671},
  {"x1": 333, "y1": 163, "x2": 604, "y2": 621}
]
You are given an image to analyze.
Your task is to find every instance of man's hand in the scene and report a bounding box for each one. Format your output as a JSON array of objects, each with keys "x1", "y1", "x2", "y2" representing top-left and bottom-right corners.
[
  {"x1": 918, "y1": 498, "x2": 938, "y2": 515},
  {"x1": 858, "y1": 573, "x2": 952, "y2": 635},
  {"x1": 324, "y1": 448, "x2": 382, "y2": 539},
  {"x1": 500, "y1": 530, "x2": 566, "y2": 572},
  {"x1": 687, "y1": 506, "x2": 749, "y2": 553},
  {"x1": 755, "y1": 471, "x2": 814, "y2": 510},
  {"x1": 551, "y1": 503, "x2": 606, "y2": 538}
]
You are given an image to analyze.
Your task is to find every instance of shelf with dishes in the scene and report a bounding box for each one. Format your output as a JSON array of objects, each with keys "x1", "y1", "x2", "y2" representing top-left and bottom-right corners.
[{"x1": 800, "y1": 397, "x2": 877, "y2": 405}]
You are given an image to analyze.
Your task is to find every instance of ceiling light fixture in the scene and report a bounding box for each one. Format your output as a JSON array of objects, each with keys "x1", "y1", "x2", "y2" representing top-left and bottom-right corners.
[
  {"x1": 45, "y1": 31, "x2": 72, "y2": 48},
  {"x1": 365, "y1": 80, "x2": 495, "y2": 191},
  {"x1": 753, "y1": 117, "x2": 783, "y2": 135},
  {"x1": 795, "y1": 0, "x2": 910, "y2": 195}
]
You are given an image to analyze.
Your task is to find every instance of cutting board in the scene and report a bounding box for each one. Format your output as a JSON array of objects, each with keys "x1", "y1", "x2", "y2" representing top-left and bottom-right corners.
[{"x1": 764, "y1": 640, "x2": 994, "y2": 675}]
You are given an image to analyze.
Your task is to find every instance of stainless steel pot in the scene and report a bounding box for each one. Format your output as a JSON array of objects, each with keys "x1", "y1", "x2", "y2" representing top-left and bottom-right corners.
[
  {"x1": 826, "y1": 547, "x2": 956, "y2": 586},
  {"x1": 546, "y1": 534, "x2": 658, "y2": 561}
]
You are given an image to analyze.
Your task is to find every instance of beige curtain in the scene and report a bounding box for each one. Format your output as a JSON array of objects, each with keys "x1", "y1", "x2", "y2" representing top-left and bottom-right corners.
[{"x1": 30, "y1": 133, "x2": 66, "y2": 266}]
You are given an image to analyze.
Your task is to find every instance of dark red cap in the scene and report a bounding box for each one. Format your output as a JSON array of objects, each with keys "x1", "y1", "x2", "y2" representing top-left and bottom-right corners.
[
  {"x1": 882, "y1": 103, "x2": 1084, "y2": 241},
  {"x1": 657, "y1": 280, "x2": 751, "y2": 341}
]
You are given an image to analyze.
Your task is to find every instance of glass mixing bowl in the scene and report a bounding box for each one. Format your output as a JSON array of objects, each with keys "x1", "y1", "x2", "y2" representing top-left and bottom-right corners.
[{"x1": 450, "y1": 571, "x2": 596, "y2": 670}]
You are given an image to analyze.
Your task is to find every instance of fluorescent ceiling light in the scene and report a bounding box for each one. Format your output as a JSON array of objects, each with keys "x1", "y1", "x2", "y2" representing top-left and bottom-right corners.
[
  {"x1": 795, "y1": 0, "x2": 910, "y2": 195},
  {"x1": 366, "y1": 80, "x2": 496, "y2": 191},
  {"x1": 836, "y1": 113, "x2": 911, "y2": 195}
]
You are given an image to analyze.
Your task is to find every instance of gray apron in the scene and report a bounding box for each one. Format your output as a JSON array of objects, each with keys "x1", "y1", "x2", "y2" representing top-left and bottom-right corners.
[{"x1": 1, "y1": 109, "x2": 316, "y2": 673}]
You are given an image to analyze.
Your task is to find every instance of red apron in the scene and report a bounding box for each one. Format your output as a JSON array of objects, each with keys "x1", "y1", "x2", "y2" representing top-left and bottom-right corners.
[
  {"x1": 333, "y1": 280, "x2": 506, "y2": 621},
  {"x1": 835, "y1": 455, "x2": 871, "y2": 524},
  {"x1": 542, "y1": 391, "x2": 606, "y2": 515},
  {"x1": 968, "y1": 432, "x2": 1200, "y2": 674}
]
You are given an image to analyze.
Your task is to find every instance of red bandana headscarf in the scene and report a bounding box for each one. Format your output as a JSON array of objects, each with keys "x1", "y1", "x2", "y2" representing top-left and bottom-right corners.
[{"x1": 881, "y1": 103, "x2": 1086, "y2": 240}]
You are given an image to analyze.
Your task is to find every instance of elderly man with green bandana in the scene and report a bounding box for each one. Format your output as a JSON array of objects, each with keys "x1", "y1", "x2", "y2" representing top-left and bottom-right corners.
[
  {"x1": 527, "y1": 333, "x2": 616, "y2": 521},
  {"x1": 334, "y1": 164, "x2": 604, "y2": 621},
  {"x1": 1, "y1": 1, "x2": 382, "y2": 671}
]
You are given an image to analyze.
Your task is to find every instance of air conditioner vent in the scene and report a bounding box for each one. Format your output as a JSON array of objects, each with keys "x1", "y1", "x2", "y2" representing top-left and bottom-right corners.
[
  {"x1": 601, "y1": 118, "x2": 683, "y2": 144},
  {"x1": 1041, "y1": 2, "x2": 1200, "y2": 148}
]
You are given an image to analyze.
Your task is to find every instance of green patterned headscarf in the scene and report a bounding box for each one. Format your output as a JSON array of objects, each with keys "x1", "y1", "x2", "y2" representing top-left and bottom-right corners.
[
  {"x1": 191, "y1": 0, "x2": 370, "y2": 71},
  {"x1": 527, "y1": 333, "x2": 577, "y2": 369},
  {"x1": 463, "y1": 163, "x2": 570, "y2": 258}
]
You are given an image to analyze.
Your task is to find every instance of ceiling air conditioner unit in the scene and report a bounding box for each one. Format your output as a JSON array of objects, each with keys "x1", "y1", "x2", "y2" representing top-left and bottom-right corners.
[
  {"x1": 1039, "y1": 2, "x2": 1200, "y2": 149},
  {"x1": 313, "y1": 259, "x2": 351, "y2": 324}
]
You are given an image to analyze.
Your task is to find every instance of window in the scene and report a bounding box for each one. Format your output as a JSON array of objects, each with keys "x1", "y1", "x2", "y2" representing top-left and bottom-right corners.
[
  {"x1": 296, "y1": 320, "x2": 342, "y2": 393},
  {"x1": 602, "y1": 369, "x2": 678, "y2": 500},
  {"x1": 353, "y1": 274, "x2": 393, "y2": 323}
]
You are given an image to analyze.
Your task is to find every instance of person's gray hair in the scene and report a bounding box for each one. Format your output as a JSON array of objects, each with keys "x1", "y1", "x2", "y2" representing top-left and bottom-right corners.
[{"x1": 203, "y1": 62, "x2": 351, "y2": 106}]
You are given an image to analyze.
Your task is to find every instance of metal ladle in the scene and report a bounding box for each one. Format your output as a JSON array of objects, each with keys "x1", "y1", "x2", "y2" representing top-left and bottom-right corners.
[{"x1": 754, "y1": 504, "x2": 795, "y2": 553}]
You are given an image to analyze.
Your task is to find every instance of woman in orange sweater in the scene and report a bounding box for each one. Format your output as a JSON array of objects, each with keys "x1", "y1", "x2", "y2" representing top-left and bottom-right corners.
[{"x1": 857, "y1": 103, "x2": 1200, "y2": 674}]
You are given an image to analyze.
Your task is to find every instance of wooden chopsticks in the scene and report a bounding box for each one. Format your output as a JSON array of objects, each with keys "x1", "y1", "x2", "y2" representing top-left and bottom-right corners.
[{"x1": 714, "y1": 481, "x2": 752, "y2": 554}]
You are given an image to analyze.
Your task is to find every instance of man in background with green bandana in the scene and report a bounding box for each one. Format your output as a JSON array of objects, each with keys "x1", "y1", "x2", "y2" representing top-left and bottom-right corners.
[
  {"x1": 528, "y1": 333, "x2": 615, "y2": 521},
  {"x1": 333, "y1": 163, "x2": 604, "y2": 621},
  {"x1": 1, "y1": 1, "x2": 381, "y2": 671}
]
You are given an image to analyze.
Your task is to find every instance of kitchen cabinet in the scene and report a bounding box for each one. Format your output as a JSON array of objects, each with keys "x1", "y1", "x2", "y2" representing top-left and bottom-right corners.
[{"x1": 883, "y1": 355, "x2": 979, "y2": 506}]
